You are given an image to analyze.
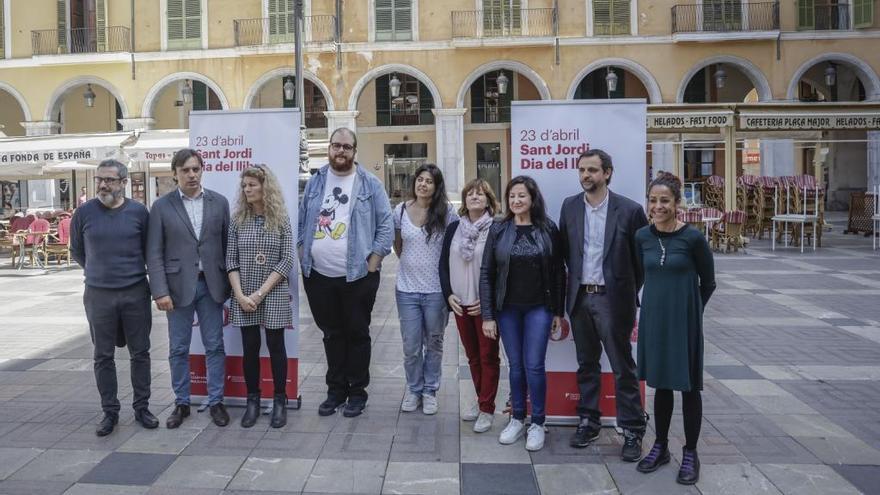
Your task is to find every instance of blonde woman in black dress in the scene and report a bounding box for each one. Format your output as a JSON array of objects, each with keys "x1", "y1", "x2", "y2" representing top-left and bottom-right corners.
[{"x1": 227, "y1": 165, "x2": 294, "y2": 428}]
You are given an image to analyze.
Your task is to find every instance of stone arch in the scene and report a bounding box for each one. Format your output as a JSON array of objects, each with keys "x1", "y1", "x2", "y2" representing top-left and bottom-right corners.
[
  {"x1": 567, "y1": 58, "x2": 663, "y2": 103},
  {"x1": 347, "y1": 63, "x2": 443, "y2": 111},
  {"x1": 786, "y1": 52, "x2": 880, "y2": 101},
  {"x1": 44, "y1": 76, "x2": 130, "y2": 122},
  {"x1": 141, "y1": 72, "x2": 230, "y2": 119},
  {"x1": 0, "y1": 82, "x2": 33, "y2": 123},
  {"x1": 676, "y1": 55, "x2": 772, "y2": 102},
  {"x1": 243, "y1": 67, "x2": 335, "y2": 111},
  {"x1": 455, "y1": 60, "x2": 551, "y2": 108}
]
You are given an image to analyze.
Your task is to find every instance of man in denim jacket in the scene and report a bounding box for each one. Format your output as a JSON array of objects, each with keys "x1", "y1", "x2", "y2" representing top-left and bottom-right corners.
[{"x1": 298, "y1": 127, "x2": 393, "y2": 418}]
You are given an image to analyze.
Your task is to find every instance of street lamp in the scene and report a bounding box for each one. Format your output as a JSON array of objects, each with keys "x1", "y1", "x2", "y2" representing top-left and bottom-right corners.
[
  {"x1": 181, "y1": 80, "x2": 193, "y2": 104},
  {"x1": 825, "y1": 63, "x2": 837, "y2": 87},
  {"x1": 283, "y1": 78, "x2": 296, "y2": 101},
  {"x1": 389, "y1": 74, "x2": 402, "y2": 98},
  {"x1": 605, "y1": 67, "x2": 618, "y2": 95},
  {"x1": 496, "y1": 71, "x2": 509, "y2": 95},
  {"x1": 714, "y1": 64, "x2": 727, "y2": 89},
  {"x1": 83, "y1": 84, "x2": 96, "y2": 108}
]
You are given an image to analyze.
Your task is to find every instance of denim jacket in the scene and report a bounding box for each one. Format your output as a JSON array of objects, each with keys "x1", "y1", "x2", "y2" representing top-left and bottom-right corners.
[{"x1": 298, "y1": 163, "x2": 394, "y2": 282}]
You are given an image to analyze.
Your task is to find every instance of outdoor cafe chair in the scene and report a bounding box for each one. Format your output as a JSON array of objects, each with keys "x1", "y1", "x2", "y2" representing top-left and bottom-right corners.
[
  {"x1": 45, "y1": 217, "x2": 71, "y2": 266},
  {"x1": 711, "y1": 210, "x2": 747, "y2": 253}
]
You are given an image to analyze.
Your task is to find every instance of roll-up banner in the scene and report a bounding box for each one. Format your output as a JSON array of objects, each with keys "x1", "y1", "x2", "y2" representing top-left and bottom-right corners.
[
  {"x1": 511, "y1": 100, "x2": 647, "y2": 425},
  {"x1": 188, "y1": 109, "x2": 300, "y2": 406}
]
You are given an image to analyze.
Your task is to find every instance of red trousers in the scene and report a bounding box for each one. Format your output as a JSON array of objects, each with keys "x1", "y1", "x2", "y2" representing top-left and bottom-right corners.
[{"x1": 455, "y1": 307, "x2": 500, "y2": 414}]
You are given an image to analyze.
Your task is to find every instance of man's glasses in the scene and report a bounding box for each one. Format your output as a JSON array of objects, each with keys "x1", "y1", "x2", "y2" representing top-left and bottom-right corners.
[
  {"x1": 94, "y1": 177, "x2": 123, "y2": 185},
  {"x1": 330, "y1": 142, "x2": 355, "y2": 152}
]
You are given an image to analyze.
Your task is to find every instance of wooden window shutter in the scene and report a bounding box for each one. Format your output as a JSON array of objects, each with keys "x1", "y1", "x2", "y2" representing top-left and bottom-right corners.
[
  {"x1": 96, "y1": 0, "x2": 107, "y2": 51},
  {"x1": 418, "y1": 79, "x2": 434, "y2": 125},
  {"x1": 797, "y1": 0, "x2": 815, "y2": 30},
  {"x1": 169, "y1": 0, "x2": 201, "y2": 49},
  {"x1": 375, "y1": 75, "x2": 391, "y2": 126},
  {"x1": 184, "y1": 0, "x2": 201, "y2": 40},
  {"x1": 854, "y1": 0, "x2": 874, "y2": 28},
  {"x1": 269, "y1": 0, "x2": 295, "y2": 42},
  {"x1": 593, "y1": 0, "x2": 611, "y2": 35},
  {"x1": 57, "y1": 0, "x2": 67, "y2": 49},
  {"x1": 0, "y1": 3, "x2": 4, "y2": 58},
  {"x1": 375, "y1": 0, "x2": 394, "y2": 40},
  {"x1": 168, "y1": 0, "x2": 185, "y2": 42},
  {"x1": 611, "y1": 0, "x2": 630, "y2": 35},
  {"x1": 193, "y1": 80, "x2": 207, "y2": 111},
  {"x1": 394, "y1": 0, "x2": 412, "y2": 40}
]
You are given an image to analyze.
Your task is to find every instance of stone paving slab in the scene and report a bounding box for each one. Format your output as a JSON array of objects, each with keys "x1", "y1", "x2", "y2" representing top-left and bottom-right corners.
[{"x1": 0, "y1": 213, "x2": 877, "y2": 494}]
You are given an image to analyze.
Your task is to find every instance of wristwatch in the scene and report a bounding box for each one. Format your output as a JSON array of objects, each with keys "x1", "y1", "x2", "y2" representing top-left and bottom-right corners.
[{"x1": 257, "y1": 290, "x2": 264, "y2": 299}]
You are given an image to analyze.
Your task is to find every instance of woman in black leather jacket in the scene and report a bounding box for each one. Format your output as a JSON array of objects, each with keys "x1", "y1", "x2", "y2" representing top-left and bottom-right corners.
[{"x1": 479, "y1": 175, "x2": 565, "y2": 452}]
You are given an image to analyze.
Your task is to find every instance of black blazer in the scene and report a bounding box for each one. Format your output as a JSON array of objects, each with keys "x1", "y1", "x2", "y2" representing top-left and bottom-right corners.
[
  {"x1": 478, "y1": 219, "x2": 565, "y2": 321},
  {"x1": 558, "y1": 190, "x2": 648, "y2": 325},
  {"x1": 438, "y1": 220, "x2": 459, "y2": 311}
]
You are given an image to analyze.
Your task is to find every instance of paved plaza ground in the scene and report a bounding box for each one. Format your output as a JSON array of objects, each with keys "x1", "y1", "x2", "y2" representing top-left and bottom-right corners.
[{"x1": 0, "y1": 212, "x2": 878, "y2": 494}]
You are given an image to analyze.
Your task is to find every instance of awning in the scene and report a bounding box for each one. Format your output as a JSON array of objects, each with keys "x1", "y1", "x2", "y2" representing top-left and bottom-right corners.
[
  {"x1": 124, "y1": 129, "x2": 189, "y2": 162},
  {"x1": 0, "y1": 131, "x2": 135, "y2": 179}
]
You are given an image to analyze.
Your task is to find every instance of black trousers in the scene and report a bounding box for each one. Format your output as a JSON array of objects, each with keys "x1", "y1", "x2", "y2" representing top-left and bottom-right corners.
[
  {"x1": 83, "y1": 279, "x2": 152, "y2": 416},
  {"x1": 240, "y1": 325, "x2": 288, "y2": 396},
  {"x1": 570, "y1": 289, "x2": 645, "y2": 431},
  {"x1": 303, "y1": 269, "x2": 381, "y2": 403}
]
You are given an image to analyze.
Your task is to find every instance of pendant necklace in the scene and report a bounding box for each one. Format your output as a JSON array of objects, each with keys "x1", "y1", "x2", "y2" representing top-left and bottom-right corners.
[
  {"x1": 254, "y1": 216, "x2": 267, "y2": 266},
  {"x1": 657, "y1": 236, "x2": 666, "y2": 267}
]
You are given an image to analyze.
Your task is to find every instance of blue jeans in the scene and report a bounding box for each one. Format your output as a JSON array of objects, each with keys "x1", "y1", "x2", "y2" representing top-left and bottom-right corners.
[
  {"x1": 396, "y1": 290, "x2": 449, "y2": 396},
  {"x1": 498, "y1": 304, "x2": 552, "y2": 425},
  {"x1": 167, "y1": 278, "x2": 226, "y2": 406}
]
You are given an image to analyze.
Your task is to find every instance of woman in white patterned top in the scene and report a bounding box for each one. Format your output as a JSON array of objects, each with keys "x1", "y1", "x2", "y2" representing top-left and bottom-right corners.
[
  {"x1": 227, "y1": 165, "x2": 294, "y2": 429},
  {"x1": 393, "y1": 163, "x2": 457, "y2": 415}
]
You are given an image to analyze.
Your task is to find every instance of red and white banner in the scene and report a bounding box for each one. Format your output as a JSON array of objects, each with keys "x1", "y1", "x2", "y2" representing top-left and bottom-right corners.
[
  {"x1": 512, "y1": 100, "x2": 647, "y2": 424},
  {"x1": 188, "y1": 109, "x2": 300, "y2": 403}
]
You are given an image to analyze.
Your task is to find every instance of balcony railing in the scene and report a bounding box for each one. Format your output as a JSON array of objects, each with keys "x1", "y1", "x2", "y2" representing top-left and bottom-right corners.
[
  {"x1": 812, "y1": 3, "x2": 850, "y2": 30},
  {"x1": 451, "y1": 8, "x2": 557, "y2": 39},
  {"x1": 234, "y1": 15, "x2": 337, "y2": 46},
  {"x1": 31, "y1": 26, "x2": 131, "y2": 56},
  {"x1": 672, "y1": 2, "x2": 779, "y2": 33}
]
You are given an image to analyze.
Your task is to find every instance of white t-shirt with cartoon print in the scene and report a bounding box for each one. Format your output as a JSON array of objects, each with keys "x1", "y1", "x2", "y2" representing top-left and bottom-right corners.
[{"x1": 310, "y1": 171, "x2": 356, "y2": 278}]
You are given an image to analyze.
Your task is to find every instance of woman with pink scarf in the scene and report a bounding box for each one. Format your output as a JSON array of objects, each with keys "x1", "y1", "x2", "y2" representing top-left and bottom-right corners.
[{"x1": 440, "y1": 178, "x2": 500, "y2": 434}]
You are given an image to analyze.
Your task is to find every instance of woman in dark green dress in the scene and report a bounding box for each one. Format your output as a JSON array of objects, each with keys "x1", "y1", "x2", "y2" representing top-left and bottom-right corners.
[{"x1": 634, "y1": 172, "x2": 715, "y2": 485}]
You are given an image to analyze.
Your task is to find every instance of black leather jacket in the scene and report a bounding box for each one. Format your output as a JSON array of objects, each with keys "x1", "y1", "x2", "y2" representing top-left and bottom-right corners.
[{"x1": 479, "y1": 219, "x2": 565, "y2": 321}]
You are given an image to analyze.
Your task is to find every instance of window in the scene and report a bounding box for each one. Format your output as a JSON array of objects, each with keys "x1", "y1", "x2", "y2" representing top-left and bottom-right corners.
[
  {"x1": 483, "y1": 0, "x2": 522, "y2": 36},
  {"x1": 799, "y1": 0, "x2": 853, "y2": 30},
  {"x1": 702, "y1": 0, "x2": 742, "y2": 31},
  {"x1": 168, "y1": 0, "x2": 202, "y2": 50},
  {"x1": 384, "y1": 143, "x2": 427, "y2": 206},
  {"x1": 470, "y1": 70, "x2": 514, "y2": 124},
  {"x1": 593, "y1": 0, "x2": 630, "y2": 35},
  {"x1": 269, "y1": 0, "x2": 295, "y2": 43},
  {"x1": 375, "y1": 74, "x2": 435, "y2": 126},
  {"x1": 854, "y1": 0, "x2": 874, "y2": 28},
  {"x1": 476, "y1": 143, "x2": 502, "y2": 200},
  {"x1": 191, "y1": 81, "x2": 221, "y2": 111},
  {"x1": 375, "y1": 0, "x2": 412, "y2": 41}
]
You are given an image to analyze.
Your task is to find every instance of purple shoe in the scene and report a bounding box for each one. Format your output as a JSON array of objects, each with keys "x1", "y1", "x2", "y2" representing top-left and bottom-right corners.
[
  {"x1": 636, "y1": 442, "x2": 670, "y2": 473},
  {"x1": 677, "y1": 447, "x2": 700, "y2": 485}
]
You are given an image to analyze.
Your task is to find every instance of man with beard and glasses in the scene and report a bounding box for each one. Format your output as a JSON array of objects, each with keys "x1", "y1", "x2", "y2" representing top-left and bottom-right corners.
[
  {"x1": 71, "y1": 159, "x2": 157, "y2": 437},
  {"x1": 298, "y1": 127, "x2": 393, "y2": 418},
  {"x1": 558, "y1": 149, "x2": 649, "y2": 461}
]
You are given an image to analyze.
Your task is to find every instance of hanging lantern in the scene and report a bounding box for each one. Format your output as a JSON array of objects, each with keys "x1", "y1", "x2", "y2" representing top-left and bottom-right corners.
[
  {"x1": 496, "y1": 71, "x2": 509, "y2": 95},
  {"x1": 605, "y1": 67, "x2": 618, "y2": 93},
  {"x1": 283, "y1": 78, "x2": 295, "y2": 101},
  {"x1": 824, "y1": 63, "x2": 837, "y2": 87},
  {"x1": 714, "y1": 64, "x2": 727, "y2": 89},
  {"x1": 182, "y1": 80, "x2": 194, "y2": 104},
  {"x1": 389, "y1": 74, "x2": 402, "y2": 98},
  {"x1": 83, "y1": 84, "x2": 96, "y2": 108}
]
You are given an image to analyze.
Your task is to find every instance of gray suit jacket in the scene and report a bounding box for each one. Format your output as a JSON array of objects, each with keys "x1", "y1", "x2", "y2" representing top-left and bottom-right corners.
[
  {"x1": 147, "y1": 188, "x2": 231, "y2": 307},
  {"x1": 558, "y1": 190, "x2": 648, "y2": 324}
]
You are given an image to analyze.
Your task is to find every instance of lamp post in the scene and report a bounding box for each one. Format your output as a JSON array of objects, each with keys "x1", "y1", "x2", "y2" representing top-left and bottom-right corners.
[{"x1": 294, "y1": 0, "x2": 308, "y2": 173}]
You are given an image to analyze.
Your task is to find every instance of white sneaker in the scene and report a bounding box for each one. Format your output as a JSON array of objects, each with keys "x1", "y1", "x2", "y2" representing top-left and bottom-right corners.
[
  {"x1": 499, "y1": 418, "x2": 525, "y2": 444},
  {"x1": 401, "y1": 391, "x2": 421, "y2": 412},
  {"x1": 422, "y1": 394, "x2": 438, "y2": 415},
  {"x1": 474, "y1": 412, "x2": 494, "y2": 433},
  {"x1": 526, "y1": 423, "x2": 545, "y2": 451},
  {"x1": 462, "y1": 402, "x2": 479, "y2": 422}
]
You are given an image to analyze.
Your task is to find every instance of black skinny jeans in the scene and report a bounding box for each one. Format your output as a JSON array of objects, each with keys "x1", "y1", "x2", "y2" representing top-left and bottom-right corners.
[
  {"x1": 653, "y1": 389, "x2": 702, "y2": 450},
  {"x1": 240, "y1": 325, "x2": 288, "y2": 396}
]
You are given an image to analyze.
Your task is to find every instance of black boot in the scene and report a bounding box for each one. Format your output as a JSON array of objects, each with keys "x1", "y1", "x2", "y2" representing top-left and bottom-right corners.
[
  {"x1": 241, "y1": 393, "x2": 260, "y2": 428},
  {"x1": 270, "y1": 394, "x2": 287, "y2": 428},
  {"x1": 677, "y1": 447, "x2": 700, "y2": 485}
]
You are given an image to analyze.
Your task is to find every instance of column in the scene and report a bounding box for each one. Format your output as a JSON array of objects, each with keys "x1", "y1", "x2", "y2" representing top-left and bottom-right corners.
[
  {"x1": 867, "y1": 131, "x2": 880, "y2": 191},
  {"x1": 432, "y1": 108, "x2": 467, "y2": 199},
  {"x1": 723, "y1": 125, "x2": 737, "y2": 210},
  {"x1": 20, "y1": 121, "x2": 61, "y2": 136},
  {"x1": 759, "y1": 139, "x2": 795, "y2": 177},
  {"x1": 651, "y1": 141, "x2": 674, "y2": 176},
  {"x1": 323, "y1": 111, "x2": 359, "y2": 137},
  {"x1": 117, "y1": 118, "x2": 156, "y2": 131}
]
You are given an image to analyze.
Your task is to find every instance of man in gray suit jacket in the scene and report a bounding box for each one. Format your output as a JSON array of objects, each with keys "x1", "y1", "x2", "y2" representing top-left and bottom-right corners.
[
  {"x1": 147, "y1": 148, "x2": 231, "y2": 428},
  {"x1": 558, "y1": 149, "x2": 649, "y2": 462}
]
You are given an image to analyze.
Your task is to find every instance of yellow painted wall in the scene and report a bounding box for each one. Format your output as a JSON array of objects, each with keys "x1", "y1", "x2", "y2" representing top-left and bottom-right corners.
[
  {"x1": 0, "y1": 92, "x2": 26, "y2": 136},
  {"x1": 208, "y1": 0, "x2": 259, "y2": 49},
  {"x1": 153, "y1": 85, "x2": 185, "y2": 130},
  {"x1": 10, "y1": 0, "x2": 57, "y2": 58},
  {"x1": 61, "y1": 85, "x2": 117, "y2": 133}
]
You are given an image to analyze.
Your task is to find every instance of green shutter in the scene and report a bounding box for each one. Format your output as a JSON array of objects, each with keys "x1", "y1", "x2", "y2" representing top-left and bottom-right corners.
[
  {"x1": 0, "y1": 3, "x2": 5, "y2": 58},
  {"x1": 57, "y1": 0, "x2": 67, "y2": 50},
  {"x1": 375, "y1": 75, "x2": 390, "y2": 126},
  {"x1": 594, "y1": 0, "x2": 630, "y2": 35},
  {"x1": 269, "y1": 0, "x2": 295, "y2": 43},
  {"x1": 854, "y1": 0, "x2": 873, "y2": 28},
  {"x1": 96, "y1": 0, "x2": 107, "y2": 51},
  {"x1": 192, "y1": 80, "x2": 207, "y2": 111},
  {"x1": 419, "y1": 79, "x2": 434, "y2": 124},
  {"x1": 797, "y1": 0, "x2": 815, "y2": 30},
  {"x1": 482, "y1": 0, "x2": 521, "y2": 35},
  {"x1": 168, "y1": 0, "x2": 201, "y2": 50},
  {"x1": 375, "y1": 0, "x2": 411, "y2": 41}
]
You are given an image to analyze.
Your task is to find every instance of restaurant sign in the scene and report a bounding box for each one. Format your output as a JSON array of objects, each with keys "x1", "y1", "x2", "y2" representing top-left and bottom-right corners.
[
  {"x1": 0, "y1": 149, "x2": 94, "y2": 164},
  {"x1": 740, "y1": 113, "x2": 880, "y2": 130},
  {"x1": 648, "y1": 112, "x2": 735, "y2": 129}
]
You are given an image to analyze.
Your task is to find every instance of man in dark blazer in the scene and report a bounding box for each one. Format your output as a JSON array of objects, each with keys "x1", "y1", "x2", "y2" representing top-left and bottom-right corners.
[
  {"x1": 147, "y1": 148, "x2": 231, "y2": 428},
  {"x1": 558, "y1": 149, "x2": 649, "y2": 462}
]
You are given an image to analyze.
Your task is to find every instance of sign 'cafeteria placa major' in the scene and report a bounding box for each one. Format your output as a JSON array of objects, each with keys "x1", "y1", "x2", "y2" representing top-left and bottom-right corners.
[{"x1": 740, "y1": 113, "x2": 880, "y2": 130}]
